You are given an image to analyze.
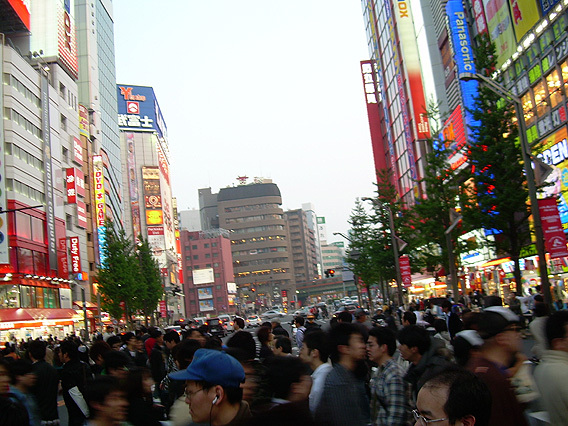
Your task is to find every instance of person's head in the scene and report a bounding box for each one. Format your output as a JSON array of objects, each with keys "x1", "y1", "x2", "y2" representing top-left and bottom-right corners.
[
  {"x1": 28, "y1": 339, "x2": 47, "y2": 361},
  {"x1": 397, "y1": 325, "x2": 430, "y2": 364},
  {"x1": 299, "y1": 330, "x2": 329, "y2": 368},
  {"x1": 415, "y1": 368, "x2": 492, "y2": 426},
  {"x1": 234, "y1": 317, "x2": 245, "y2": 330},
  {"x1": 8, "y1": 359, "x2": 36, "y2": 390},
  {"x1": 150, "y1": 328, "x2": 163, "y2": 345},
  {"x1": 175, "y1": 339, "x2": 202, "y2": 370},
  {"x1": 257, "y1": 326, "x2": 273, "y2": 346},
  {"x1": 434, "y1": 319, "x2": 448, "y2": 334},
  {"x1": 441, "y1": 300, "x2": 452, "y2": 313},
  {"x1": 402, "y1": 311, "x2": 417, "y2": 326},
  {"x1": 85, "y1": 376, "x2": 129, "y2": 423},
  {"x1": 545, "y1": 310, "x2": 568, "y2": 352},
  {"x1": 125, "y1": 367, "x2": 154, "y2": 399},
  {"x1": 367, "y1": 326, "x2": 396, "y2": 365},
  {"x1": 477, "y1": 307, "x2": 521, "y2": 355},
  {"x1": 90, "y1": 341, "x2": 112, "y2": 366},
  {"x1": 533, "y1": 302, "x2": 550, "y2": 318},
  {"x1": 103, "y1": 350, "x2": 132, "y2": 380},
  {"x1": 306, "y1": 314, "x2": 315, "y2": 323},
  {"x1": 188, "y1": 329, "x2": 206, "y2": 346},
  {"x1": 452, "y1": 331, "x2": 484, "y2": 367},
  {"x1": 105, "y1": 325, "x2": 115, "y2": 334},
  {"x1": 169, "y1": 349, "x2": 245, "y2": 424},
  {"x1": 164, "y1": 330, "x2": 181, "y2": 350},
  {"x1": 0, "y1": 358, "x2": 10, "y2": 395},
  {"x1": 274, "y1": 336, "x2": 292, "y2": 356},
  {"x1": 271, "y1": 320, "x2": 281, "y2": 330},
  {"x1": 59, "y1": 340, "x2": 79, "y2": 363},
  {"x1": 294, "y1": 316, "x2": 305, "y2": 327},
  {"x1": 328, "y1": 323, "x2": 366, "y2": 365},
  {"x1": 354, "y1": 309, "x2": 367, "y2": 322},
  {"x1": 336, "y1": 311, "x2": 353, "y2": 323},
  {"x1": 122, "y1": 332, "x2": 136, "y2": 349},
  {"x1": 264, "y1": 356, "x2": 312, "y2": 402},
  {"x1": 0, "y1": 397, "x2": 29, "y2": 425},
  {"x1": 226, "y1": 331, "x2": 256, "y2": 361},
  {"x1": 106, "y1": 335, "x2": 122, "y2": 351}
]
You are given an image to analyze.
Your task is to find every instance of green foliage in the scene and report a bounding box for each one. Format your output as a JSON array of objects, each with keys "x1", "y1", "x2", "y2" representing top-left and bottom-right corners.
[{"x1": 135, "y1": 236, "x2": 163, "y2": 320}]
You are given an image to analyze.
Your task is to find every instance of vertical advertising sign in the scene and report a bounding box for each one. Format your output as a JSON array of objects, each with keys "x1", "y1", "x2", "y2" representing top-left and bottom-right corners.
[
  {"x1": 399, "y1": 255, "x2": 412, "y2": 287},
  {"x1": 508, "y1": 0, "x2": 540, "y2": 41},
  {"x1": 142, "y1": 167, "x2": 162, "y2": 225},
  {"x1": 78, "y1": 105, "x2": 90, "y2": 138},
  {"x1": 41, "y1": 71, "x2": 58, "y2": 271},
  {"x1": 58, "y1": 237, "x2": 68, "y2": 277},
  {"x1": 394, "y1": 0, "x2": 430, "y2": 140},
  {"x1": 0, "y1": 45, "x2": 7, "y2": 264},
  {"x1": 69, "y1": 236, "x2": 82, "y2": 273},
  {"x1": 76, "y1": 201, "x2": 87, "y2": 228},
  {"x1": 156, "y1": 141, "x2": 176, "y2": 257},
  {"x1": 446, "y1": 0, "x2": 481, "y2": 143},
  {"x1": 126, "y1": 133, "x2": 142, "y2": 241},
  {"x1": 92, "y1": 155, "x2": 107, "y2": 265},
  {"x1": 73, "y1": 137, "x2": 83, "y2": 165},
  {"x1": 538, "y1": 198, "x2": 568, "y2": 258},
  {"x1": 65, "y1": 168, "x2": 85, "y2": 204},
  {"x1": 159, "y1": 300, "x2": 167, "y2": 318},
  {"x1": 147, "y1": 226, "x2": 167, "y2": 270},
  {"x1": 482, "y1": 0, "x2": 517, "y2": 68},
  {"x1": 472, "y1": 0, "x2": 489, "y2": 34},
  {"x1": 440, "y1": 105, "x2": 468, "y2": 170},
  {"x1": 7, "y1": 0, "x2": 31, "y2": 30}
]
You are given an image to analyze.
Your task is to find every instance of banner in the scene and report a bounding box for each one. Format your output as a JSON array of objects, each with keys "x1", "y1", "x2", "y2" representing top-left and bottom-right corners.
[
  {"x1": 69, "y1": 236, "x2": 81, "y2": 273},
  {"x1": 538, "y1": 198, "x2": 568, "y2": 258},
  {"x1": 199, "y1": 299, "x2": 215, "y2": 312},
  {"x1": 197, "y1": 287, "x2": 214, "y2": 300},
  {"x1": 508, "y1": 0, "x2": 540, "y2": 41},
  {"x1": 483, "y1": 0, "x2": 517, "y2": 68},
  {"x1": 0, "y1": 44, "x2": 7, "y2": 264},
  {"x1": 399, "y1": 255, "x2": 412, "y2": 287}
]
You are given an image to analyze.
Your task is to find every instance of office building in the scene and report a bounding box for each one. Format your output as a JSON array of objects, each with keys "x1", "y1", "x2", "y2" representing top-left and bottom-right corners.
[{"x1": 284, "y1": 209, "x2": 318, "y2": 283}]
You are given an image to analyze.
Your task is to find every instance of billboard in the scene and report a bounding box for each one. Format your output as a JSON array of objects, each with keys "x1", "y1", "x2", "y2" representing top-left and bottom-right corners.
[
  {"x1": 197, "y1": 287, "x2": 214, "y2": 300},
  {"x1": 92, "y1": 155, "x2": 107, "y2": 266},
  {"x1": 117, "y1": 85, "x2": 167, "y2": 138},
  {"x1": 227, "y1": 282, "x2": 237, "y2": 294},
  {"x1": 394, "y1": 0, "x2": 430, "y2": 140},
  {"x1": 157, "y1": 141, "x2": 176, "y2": 260},
  {"x1": 126, "y1": 133, "x2": 142, "y2": 241},
  {"x1": 30, "y1": 0, "x2": 79, "y2": 79},
  {"x1": 193, "y1": 268, "x2": 215, "y2": 285},
  {"x1": 472, "y1": 0, "x2": 489, "y2": 34},
  {"x1": 69, "y1": 236, "x2": 81, "y2": 273},
  {"x1": 65, "y1": 168, "x2": 85, "y2": 204},
  {"x1": 441, "y1": 105, "x2": 468, "y2": 170},
  {"x1": 142, "y1": 166, "x2": 163, "y2": 226},
  {"x1": 78, "y1": 105, "x2": 90, "y2": 138},
  {"x1": 147, "y1": 226, "x2": 166, "y2": 269},
  {"x1": 76, "y1": 201, "x2": 87, "y2": 228},
  {"x1": 199, "y1": 299, "x2": 215, "y2": 312},
  {"x1": 0, "y1": 45, "x2": 7, "y2": 264},
  {"x1": 483, "y1": 0, "x2": 517, "y2": 68},
  {"x1": 538, "y1": 198, "x2": 568, "y2": 258},
  {"x1": 508, "y1": 0, "x2": 540, "y2": 41},
  {"x1": 73, "y1": 137, "x2": 83, "y2": 165},
  {"x1": 7, "y1": 0, "x2": 31, "y2": 30},
  {"x1": 538, "y1": 0, "x2": 561, "y2": 14}
]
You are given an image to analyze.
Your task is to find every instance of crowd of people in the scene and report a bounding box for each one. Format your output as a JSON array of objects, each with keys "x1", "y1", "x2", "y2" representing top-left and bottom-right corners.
[{"x1": 0, "y1": 293, "x2": 566, "y2": 426}]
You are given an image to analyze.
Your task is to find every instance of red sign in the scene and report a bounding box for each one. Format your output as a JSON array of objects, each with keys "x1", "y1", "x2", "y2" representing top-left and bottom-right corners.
[
  {"x1": 127, "y1": 101, "x2": 139, "y2": 114},
  {"x1": 77, "y1": 201, "x2": 87, "y2": 229},
  {"x1": 66, "y1": 168, "x2": 85, "y2": 204},
  {"x1": 538, "y1": 198, "x2": 568, "y2": 259},
  {"x1": 73, "y1": 137, "x2": 83, "y2": 165},
  {"x1": 58, "y1": 237, "x2": 68, "y2": 276},
  {"x1": 159, "y1": 301, "x2": 167, "y2": 318},
  {"x1": 399, "y1": 255, "x2": 412, "y2": 287},
  {"x1": 57, "y1": 2, "x2": 79, "y2": 78},
  {"x1": 69, "y1": 236, "x2": 81, "y2": 273},
  {"x1": 7, "y1": 0, "x2": 30, "y2": 30}
]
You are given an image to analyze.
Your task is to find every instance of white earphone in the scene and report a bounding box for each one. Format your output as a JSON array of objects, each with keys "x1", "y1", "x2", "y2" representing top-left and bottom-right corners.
[{"x1": 212, "y1": 396, "x2": 219, "y2": 405}]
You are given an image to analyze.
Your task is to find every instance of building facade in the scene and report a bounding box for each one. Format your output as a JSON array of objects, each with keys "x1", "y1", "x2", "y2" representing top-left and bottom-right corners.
[{"x1": 284, "y1": 209, "x2": 318, "y2": 283}]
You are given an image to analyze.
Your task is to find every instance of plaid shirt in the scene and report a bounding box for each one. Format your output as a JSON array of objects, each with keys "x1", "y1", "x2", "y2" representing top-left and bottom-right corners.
[{"x1": 370, "y1": 358, "x2": 412, "y2": 426}]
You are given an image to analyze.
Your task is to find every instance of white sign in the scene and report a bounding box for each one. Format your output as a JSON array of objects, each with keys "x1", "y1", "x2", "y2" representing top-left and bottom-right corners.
[
  {"x1": 227, "y1": 282, "x2": 237, "y2": 294},
  {"x1": 193, "y1": 268, "x2": 214, "y2": 285}
]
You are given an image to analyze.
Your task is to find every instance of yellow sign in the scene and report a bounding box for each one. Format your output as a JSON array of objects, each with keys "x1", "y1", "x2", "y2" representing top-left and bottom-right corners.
[{"x1": 508, "y1": 0, "x2": 540, "y2": 41}]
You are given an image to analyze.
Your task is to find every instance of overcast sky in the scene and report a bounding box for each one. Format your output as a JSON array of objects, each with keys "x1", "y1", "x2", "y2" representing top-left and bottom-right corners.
[{"x1": 113, "y1": 1, "x2": 377, "y2": 241}]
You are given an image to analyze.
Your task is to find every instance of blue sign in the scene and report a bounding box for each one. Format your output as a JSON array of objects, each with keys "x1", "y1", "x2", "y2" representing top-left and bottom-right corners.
[
  {"x1": 116, "y1": 85, "x2": 167, "y2": 138},
  {"x1": 446, "y1": 0, "x2": 480, "y2": 139},
  {"x1": 538, "y1": 0, "x2": 561, "y2": 15}
]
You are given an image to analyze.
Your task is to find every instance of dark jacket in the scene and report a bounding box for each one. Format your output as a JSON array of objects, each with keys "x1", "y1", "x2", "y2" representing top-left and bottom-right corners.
[
  {"x1": 149, "y1": 344, "x2": 167, "y2": 384},
  {"x1": 60, "y1": 359, "x2": 91, "y2": 426},
  {"x1": 122, "y1": 347, "x2": 149, "y2": 368},
  {"x1": 272, "y1": 325, "x2": 289, "y2": 338},
  {"x1": 447, "y1": 312, "x2": 463, "y2": 340},
  {"x1": 31, "y1": 359, "x2": 59, "y2": 422},
  {"x1": 127, "y1": 397, "x2": 163, "y2": 426}
]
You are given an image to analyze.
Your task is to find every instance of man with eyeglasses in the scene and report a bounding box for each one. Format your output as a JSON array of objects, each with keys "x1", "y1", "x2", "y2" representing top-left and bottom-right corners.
[
  {"x1": 466, "y1": 306, "x2": 528, "y2": 426},
  {"x1": 169, "y1": 348, "x2": 251, "y2": 426},
  {"x1": 414, "y1": 368, "x2": 491, "y2": 426}
]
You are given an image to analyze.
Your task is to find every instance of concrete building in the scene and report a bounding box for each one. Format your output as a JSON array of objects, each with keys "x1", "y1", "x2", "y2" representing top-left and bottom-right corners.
[
  {"x1": 302, "y1": 202, "x2": 323, "y2": 277},
  {"x1": 284, "y1": 209, "x2": 318, "y2": 284},
  {"x1": 198, "y1": 187, "x2": 220, "y2": 230},
  {"x1": 179, "y1": 209, "x2": 202, "y2": 231},
  {"x1": 321, "y1": 243, "x2": 344, "y2": 274},
  {"x1": 180, "y1": 229, "x2": 236, "y2": 317}
]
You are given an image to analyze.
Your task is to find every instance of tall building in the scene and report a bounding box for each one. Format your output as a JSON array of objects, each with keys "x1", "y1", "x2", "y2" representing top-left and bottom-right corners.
[
  {"x1": 180, "y1": 229, "x2": 235, "y2": 317},
  {"x1": 321, "y1": 243, "x2": 344, "y2": 274},
  {"x1": 302, "y1": 202, "x2": 323, "y2": 276},
  {"x1": 117, "y1": 84, "x2": 184, "y2": 321},
  {"x1": 198, "y1": 187, "x2": 220, "y2": 230},
  {"x1": 284, "y1": 209, "x2": 318, "y2": 284},
  {"x1": 179, "y1": 209, "x2": 202, "y2": 231}
]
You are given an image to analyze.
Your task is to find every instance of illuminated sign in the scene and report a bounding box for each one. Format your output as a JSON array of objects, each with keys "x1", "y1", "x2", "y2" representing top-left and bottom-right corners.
[
  {"x1": 65, "y1": 168, "x2": 85, "y2": 204},
  {"x1": 472, "y1": 0, "x2": 489, "y2": 34},
  {"x1": 482, "y1": 0, "x2": 517, "y2": 68},
  {"x1": 441, "y1": 105, "x2": 468, "y2": 170},
  {"x1": 73, "y1": 137, "x2": 82, "y2": 165},
  {"x1": 76, "y1": 201, "x2": 87, "y2": 229},
  {"x1": 508, "y1": 0, "x2": 541, "y2": 41},
  {"x1": 538, "y1": 197, "x2": 568, "y2": 258},
  {"x1": 537, "y1": 0, "x2": 560, "y2": 15},
  {"x1": 147, "y1": 226, "x2": 166, "y2": 267},
  {"x1": 58, "y1": 237, "x2": 68, "y2": 276},
  {"x1": 69, "y1": 236, "x2": 81, "y2": 273},
  {"x1": 142, "y1": 166, "x2": 162, "y2": 226},
  {"x1": 117, "y1": 85, "x2": 167, "y2": 138},
  {"x1": 126, "y1": 133, "x2": 142, "y2": 241},
  {"x1": 93, "y1": 155, "x2": 106, "y2": 227},
  {"x1": 78, "y1": 105, "x2": 90, "y2": 138},
  {"x1": 446, "y1": 0, "x2": 481, "y2": 143},
  {"x1": 193, "y1": 268, "x2": 215, "y2": 285},
  {"x1": 227, "y1": 282, "x2": 237, "y2": 294}
]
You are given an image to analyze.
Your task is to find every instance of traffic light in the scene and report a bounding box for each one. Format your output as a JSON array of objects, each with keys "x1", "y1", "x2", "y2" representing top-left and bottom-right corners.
[
  {"x1": 324, "y1": 269, "x2": 330, "y2": 278},
  {"x1": 329, "y1": 269, "x2": 335, "y2": 277},
  {"x1": 251, "y1": 287, "x2": 256, "y2": 292}
]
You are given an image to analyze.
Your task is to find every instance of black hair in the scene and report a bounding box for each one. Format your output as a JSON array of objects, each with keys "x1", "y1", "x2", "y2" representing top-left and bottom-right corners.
[
  {"x1": 264, "y1": 356, "x2": 311, "y2": 400},
  {"x1": 533, "y1": 302, "x2": 550, "y2": 318},
  {"x1": 90, "y1": 341, "x2": 112, "y2": 363},
  {"x1": 328, "y1": 323, "x2": 362, "y2": 364},
  {"x1": 103, "y1": 350, "x2": 132, "y2": 372},
  {"x1": 27, "y1": 339, "x2": 47, "y2": 361},
  {"x1": 397, "y1": 325, "x2": 431, "y2": 355},
  {"x1": 275, "y1": 336, "x2": 292, "y2": 354},
  {"x1": 204, "y1": 336, "x2": 222, "y2": 350},
  {"x1": 59, "y1": 340, "x2": 79, "y2": 361},
  {"x1": 368, "y1": 326, "x2": 397, "y2": 357},
  {"x1": 226, "y1": 331, "x2": 256, "y2": 361},
  {"x1": 175, "y1": 339, "x2": 202, "y2": 370},
  {"x1": 477, "y1": 311, "x2": 514, "y2": 340},
  {"x1": 303, "y1": 330, "x2": 330, "y2": 363},
  {"x1": 234, "y1": 317, "x2": 245, "y2": 329},
  {"x1": 85, "y1": 375, "x2": 123, "y2": 413},
  {"x1": 441, "y1": 300, "x2": 452, "y2": 310},
  {"x1": 124, "y1": 367, "x2": 152, "y2": 400},
  {"x1": 423, "y1": 368, "x2": 492, "y2": 426},
  {"x1": 337, "y1": 311, "x2": 353, "y2": 323},
  {"x1": 164, "y1": 330, "x2": 181, "y2": 344},
  {"x1": 433, "y1": 319, "x2": 448, "y2": 333},
  {"x1": 8, "y1": 359, "x2": 33, "y2": 385},
  {"x1": 402, "y1": 311, "x2": 417, "y2": 325},
  {"x1": 452, "y1": 335, "x2": 480, "y2": 367},
  {"x1": 545, "y1": 310, "x2": 568, "y2": 348},
  {"x1": 0, "y1": 396, "x2": 29, "y2": 425},
  {"x1": 257, "y1": 326, "x2": 272, "y2": 346},
  {"x1": 196, "y1": 381, "x2": 243, "y2": 405},
  {"x1": 122, "y1": 332, "x2": 135, "y2": 344},
  {"x1": 294, "y1": 316, "x2": 305, "y2": 326},
  {"x1": 106, "y1": 335, "x2": 122, "y2": 348},
  {"x1": 149, "y1": 328, "x2": 163, "y2": 339}
]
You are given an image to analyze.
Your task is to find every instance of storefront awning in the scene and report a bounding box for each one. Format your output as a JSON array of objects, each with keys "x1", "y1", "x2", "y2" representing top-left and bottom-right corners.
[
  {"x1": 481, "y1": 257, "x2": 511, "y2": 268},
  {"x1": 73, "y1": 301, "x2": 98, "y2": 310},
  {"x1": 0, "y1": 308, "x2": 78, "y2": 322}
]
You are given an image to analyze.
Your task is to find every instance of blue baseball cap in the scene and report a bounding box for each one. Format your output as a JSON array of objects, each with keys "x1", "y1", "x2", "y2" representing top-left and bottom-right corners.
[{"x1": 169, "y1": 349, "x2": 245, "y2": 388}]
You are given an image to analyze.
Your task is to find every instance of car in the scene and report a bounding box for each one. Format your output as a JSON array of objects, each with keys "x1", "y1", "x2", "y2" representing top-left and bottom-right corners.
[
  {"x1": 164, "y1": 325, "x2": 182, "y2": 335},
  {"x1": 193, "y1": 317, "x2": 207, "y2": 326},
  {"x1": 293, "y1": 308, "x2": 310, "y2": 317},
  {"x1": 333, "y1": 304, "x2": 359, "y2": 318},
  {"x1": 261, "y1": 309, "x2": 285, "y2": 319},
  {"x1": 218, "y1": 314, "x2": 234, "y2": 332},
  {"x1": 205, "y1": 317, "x2": 226, "y2": 338},
  {"x1": 246, "y1": 315, "x2": 262, "y2": 327}
]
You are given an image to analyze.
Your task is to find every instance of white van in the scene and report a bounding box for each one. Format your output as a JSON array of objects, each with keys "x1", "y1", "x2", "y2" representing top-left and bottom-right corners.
[{"x1": 218, "y1": 314, "x2": 234, "y2": 332}]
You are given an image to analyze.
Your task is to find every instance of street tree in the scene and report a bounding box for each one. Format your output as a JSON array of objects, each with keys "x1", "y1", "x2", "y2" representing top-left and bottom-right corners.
[
  {"x1": 460, "y1": 34, "x2": 530, "y2": 286},
  {"x1": 135, "y1": 236, "x2": 163, "y2": 326}
]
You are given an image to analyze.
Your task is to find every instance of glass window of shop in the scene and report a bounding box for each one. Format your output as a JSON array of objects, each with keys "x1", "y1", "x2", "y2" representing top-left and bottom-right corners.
[
  {"x1": 534, "y1": 80, "x2": 550, "y2": 117},
  {"x1": 522, "y1": 92, "x2": 536, "y2": 126},
  {"x1": 539, "y1": 29, "x2": 553, "y2": 53},
  {"x1": 20, "y1": 285, "x2": 36, "y2": 307},
  {"x1": 0, "y1": 286, "x2": 20, "y2": 308},
  {"x1": 546, "y1": 70, "x2": 563, "y2": 108},
  {"x1": 562, "y1": 60, "x2": 568, "y2": 97}
]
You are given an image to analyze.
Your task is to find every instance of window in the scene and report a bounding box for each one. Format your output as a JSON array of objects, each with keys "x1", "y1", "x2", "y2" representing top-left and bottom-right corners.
[
  {"x1": 60, "y1": 114, "x2": 67, "y2": 131},
  {"x1": 216, "y1": 286, "x2": 221, "y2": 290},
  {"x1": 66, "y1": 214, "x2": 73, "y2": 231},
  {"x1": 204, "y1": 243, "x2": 209, "y2": 248},
  {"x1": 533, "y1": 81, "x2": 549, "y2": 117},
  {"x1": 206, "y1": 264, "x2": 211, "y2": 267},
  {"x1": 192, "y1": 245, "x2": 198, "y2": 250},
  {"x1": 193, "y1": 255, "x2": 198, "y2": 260},
  {"x1": 546, "y1": 70, "x2": 563, "y2": 108},
  {"x1": 212, "y1": 243, "x2": 217, "y2": 247},
  {"x1": 521, "y1": 92, "x2": 535, "y2": 126},
  {"x1": 205, "y1": 253, "x2": 210, "y2": 258},
  {"x1": 59, "y1": 82, "x2": 66, "y2": 98},
  {"x1": 214, "y1": 273, "x2": 220, "y2": 278},
  {"x1": 213, "y1": 253, "x2": 218, "y2": 258},
  {"x1": 213, "y1": 263, "x2": 219, "y2": 267},
  {"x1": 62, "y1": 147, "x2": 69, "y2": 162}
]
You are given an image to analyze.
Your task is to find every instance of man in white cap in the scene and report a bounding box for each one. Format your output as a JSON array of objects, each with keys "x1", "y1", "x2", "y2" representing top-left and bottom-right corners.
[{"x1": 169, "y1": 348, "x2": 250, "y2": 426}]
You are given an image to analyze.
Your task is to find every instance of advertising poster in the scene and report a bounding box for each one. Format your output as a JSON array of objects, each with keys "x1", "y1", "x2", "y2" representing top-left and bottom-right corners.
[
  {"x1": 440, "y1": 105, "x2": 468, "y2": 170},
  {"x1": 126, "y1": 133, "x2": 142, "y2": 241},
  {"x1": 66, "y1": 168, "x2": 85, "y2": 204},
  {"x1": 157, "y1": 141, "x2": 176, "y2": 260},
  {"x1": 199, "y1": 299, "x2": 215, "y2": 312},
  {"x1": 193, "y1": 268, "x2": 214, "y2": 285},
  {"x1": 197, "y1": 287, "x2": 214, "y2": 300},
  {"x1": 73, "y1": 137, "x2": 83, "y2": 165},
  {"x1": 400, "y1": 255, "x2": 412, "y2": 287},
  {"x1": 69, "y1": 236, "x2": 81, "y2": 273},
  {"x1": 142, "y1": 166, "x2": 163, "y2": 226},
  {"x1": 536, "y1": 127, "x2": 568, "y2": 229},
  {"x1": 538, "y1": 198, "x2": 568, "y2": 258},
  {"x1": 0, "y1": 45, "x2": 7, "y2": 264},
  {"x1": 92, "y1": 155, "x2": 107, "y2": 266},
  {"x1": 58, "y1": 237, "x2": 68, "y2": 276},
  {"x1": 78, "y1": 105, "x2": 90, "y2": 138},
  {"x1": 483, "y1": 0, "x2": 517, "y2": 68},
  {"x1": 76, "y1": 201, "x2": 87, "y2": 229},
  {"x1": 116, "y1": 85, "x2": 167, "y2": 138},
  {"x1": 147, "y1": 226, "x2": 166, "y2": 269},
  {"x1": 508, "y1": 0, "x2": 540, "y2": 41}
]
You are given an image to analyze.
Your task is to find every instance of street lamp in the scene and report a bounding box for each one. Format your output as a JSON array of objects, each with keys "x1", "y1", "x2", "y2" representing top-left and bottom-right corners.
[
  {"x1": 361, "y1": 198, "x2": 405, "y2": 307},
  {"x1": 459, "y1": 72, "x2": 552, "y2": 306}
]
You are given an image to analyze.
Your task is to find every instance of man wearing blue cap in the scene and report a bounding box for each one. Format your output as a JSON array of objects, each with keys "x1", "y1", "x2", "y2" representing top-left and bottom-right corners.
[{"x1": 169, "y1": 348, "x2": 251, "y2": 426}]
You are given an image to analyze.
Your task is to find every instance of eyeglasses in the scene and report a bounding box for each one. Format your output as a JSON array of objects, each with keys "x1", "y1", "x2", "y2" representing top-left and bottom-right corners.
[
  {"x1": 184, "y1": 388, "x2": 205, "y2": 400},
  {"x1": 412, "y1": 409, "x2": 447, "y2": 425},
  {"x1": 504, "y1": 325, "x2": 522, "y2": 332}
]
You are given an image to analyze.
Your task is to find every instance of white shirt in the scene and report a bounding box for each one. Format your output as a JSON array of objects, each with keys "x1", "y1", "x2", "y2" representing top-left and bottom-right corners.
[{"x1": 309, "y1": 362, "x2": 333, "y2": 413}]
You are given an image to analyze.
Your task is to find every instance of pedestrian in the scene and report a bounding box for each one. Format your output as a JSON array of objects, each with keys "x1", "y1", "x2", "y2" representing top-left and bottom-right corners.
[
  {"x1": 160, "y1": 330, "x2": 181, "y2": 411},
  {"x1": 125, "y1": 367, "x2": 163, "y2": 425},
  {"x1": 233, "y1": 317, "x2": 245, "y2": 332},
  {"x1": 28, "y1": 339, "x2": 60, "y2": 425},
  {"x1": 121, "y1": 332, "x2": 148, "y2": 367},
  {"x1": 534, "y1": 310, "x2": 568, "y2": 426},
  {"x1": 367, "y1": 327, "x2": 411, "y2": 426},
  {"x1": 467, "y1": 306, "x2": 528, "y2": 426},
  {"x1": 294, "y1": 316, "x2": 307, "y2": 349},
  {"x1": 101, "y1": 325, "x2": 115, "y2": 343},
  {"x1": 315, "y1": 323, "x2": 370, "y2": 426},
  {"x1": 8, "y1": 359, "x2": 41, "y2": 426},
  {"x1": 59, "y1": 340, "x2": 92, "y2": 426},
  {"x1": 298, "y1": 330, "x2": 332, "y2": 414},
  {"x1": 441, "y1": 300, "x2": 463, "y2": 341},
  {"x1": 273, "y1": 336, "x2": 292, "y2": 357},
  {"x1": 257, "y1": 326, "x2": 274, "y2": 361},
  {"x1": 169, "y1": 348, "x2": 251, "y2": 425},
  {"x1": 402, "y1": 311, "x2": 417, "y2": 326},
  {"x1": 89, "y1": 341, "x2": 111, "y2": 376},
  {"x1": 415, "y1": 368, "x2": 492, "y2": 426},
  {"x1": 271, "y1": 320, "x2": 289, "y2": 338},
  {"x1": 84, "y1": 375, "x2": 129, "y2": 426}
]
